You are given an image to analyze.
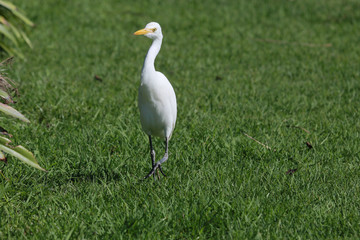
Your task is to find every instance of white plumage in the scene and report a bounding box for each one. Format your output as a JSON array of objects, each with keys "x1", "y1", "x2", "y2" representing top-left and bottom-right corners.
[{"x1": 134, "y1": 22, "x2": 177, "y2": 179}]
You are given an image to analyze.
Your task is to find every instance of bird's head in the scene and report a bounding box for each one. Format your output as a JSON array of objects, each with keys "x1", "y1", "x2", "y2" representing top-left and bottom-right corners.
[{"x1": 134, "y1": 22, "x2": 162, "y2": 40}]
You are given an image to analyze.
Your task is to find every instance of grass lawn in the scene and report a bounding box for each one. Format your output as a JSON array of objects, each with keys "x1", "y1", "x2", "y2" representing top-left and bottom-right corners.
[{"x1": 1, "y1": 0, "x2": 360, "y2": 238}]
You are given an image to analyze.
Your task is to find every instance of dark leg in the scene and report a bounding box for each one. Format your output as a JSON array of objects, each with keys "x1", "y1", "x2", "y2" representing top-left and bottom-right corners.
[
  {"x1": 149, "y1": 135, "x2": 155, "y2": 167},
  {"x1": 149, "y1": 135, "x2": 156, "y2": 180},
  {"x1": 144, "y1": 137, "x2": 169, "y2": 179}
]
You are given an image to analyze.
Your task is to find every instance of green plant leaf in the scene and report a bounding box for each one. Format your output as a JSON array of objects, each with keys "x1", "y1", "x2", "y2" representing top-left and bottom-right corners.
[
  {"x1": 0, "y1": 136, "x2": 46, "y2": 171},
  {"x1": 0, "y1": 16, "x2": 21, "y2": 38},
  {"x1": 0, "y1": 150, "x2": 5, "y2": 160},
  {"x1": 0, "y1": 89, "x2": 13, "y2": 103},
  {"x1": 0, "y1": 42, "x2": 24, "y2": 58},
  {"x1": 0, "y1": 0, "x2": 34, "y2": 26},
  {"x1": 0, "y1": 23, "x2": 18, "y2": 47},
  {"x1": 0, "y1": 16, "x2": 33, "y2": 49},
  {"x1": 0, "y1": 89, "x2": 10, "y2": 99},
  {"x1": 0, "y1": 3, "x2": 33, "y2": 57},
  {"x1": 0, "y1": 102, "x2": 29, "y2": 122},
  {"x1": 19, "y1": 30, "x2": 33, "y2": 49}
]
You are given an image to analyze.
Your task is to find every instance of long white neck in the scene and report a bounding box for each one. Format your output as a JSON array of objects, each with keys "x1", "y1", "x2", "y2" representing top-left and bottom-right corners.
[{"x1": 141, "y1": 37, "x2": 162, "y2": 76}]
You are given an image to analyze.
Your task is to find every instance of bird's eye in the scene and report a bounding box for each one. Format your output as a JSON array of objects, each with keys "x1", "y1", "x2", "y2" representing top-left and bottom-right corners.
[{"x1": 152, "y1": 28, "x2": 157, "y2": 32}]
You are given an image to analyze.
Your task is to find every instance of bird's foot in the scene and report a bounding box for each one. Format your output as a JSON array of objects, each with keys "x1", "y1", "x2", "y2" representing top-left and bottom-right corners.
[{"x1": 144, "y1": 163, "x2": 166, "y2": 179}]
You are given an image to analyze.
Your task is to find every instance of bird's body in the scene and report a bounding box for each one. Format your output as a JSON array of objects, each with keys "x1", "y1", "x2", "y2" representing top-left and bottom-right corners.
[
  {"x1": 138, "y1": 71, "x2": 177, "y2": 138},
  {"x1": 134, "y1": 22, "x2": 177, "y2": 179}
]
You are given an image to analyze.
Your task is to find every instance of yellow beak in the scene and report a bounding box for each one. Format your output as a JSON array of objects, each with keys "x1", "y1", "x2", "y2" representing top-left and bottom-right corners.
[{"x1": 134, "y1": 28, "x2": 152, "y2": 35}]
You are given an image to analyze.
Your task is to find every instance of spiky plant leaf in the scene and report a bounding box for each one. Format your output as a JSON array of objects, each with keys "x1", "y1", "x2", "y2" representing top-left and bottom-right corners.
[
  {"x1": 0, "y1": 0, "x2": 34, "y2": 27},
  {"x1": 0, "y1": 88, "x2": 11, "y2": 101},
  {"x1": 0, "y1": 136, "x2": 46, "y2": 171},
  {"x1": 0, "y1": 42, "x2": 23, "y2": 59},
  {"x1": 0, "y1": 150, "x2": 5, "y2": 161},
  {"x1": 0, "y1": 58, "x2": 44, "y2": 173},
  {"x1": 0, "y1": 102, "x2": 29, "y2": 122},
  {"x1": 0, "y1": 91, "x2": 12, "y2": 103},
  {"x1": 0, "y1": 2, "x2": 33, "y2": 57},
  {"x1": 0, "y1": 23, "x2": 18, "y2": 46},
  {"x1": 0, "y1": 57, "x2": 17, "y2": 89},
  {"x1": 19, "y1": 29, "x2": 32, "y2": 49}
]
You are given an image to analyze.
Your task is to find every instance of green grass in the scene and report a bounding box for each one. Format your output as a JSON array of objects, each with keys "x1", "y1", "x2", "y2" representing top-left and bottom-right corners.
[{"x1": 1, "y1": 0, "x2": 360, "y2": 238}]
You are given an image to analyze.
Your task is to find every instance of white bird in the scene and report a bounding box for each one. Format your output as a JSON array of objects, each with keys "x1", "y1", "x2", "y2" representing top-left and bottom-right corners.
[{"x1": 134, "y1": 22, "x2": 177, "y2": 179}]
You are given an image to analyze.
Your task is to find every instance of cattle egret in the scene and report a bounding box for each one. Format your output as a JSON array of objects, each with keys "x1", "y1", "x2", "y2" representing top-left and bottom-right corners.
[{"x1": 134, "y1": 22, "x2": 177, "y2": 179}]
